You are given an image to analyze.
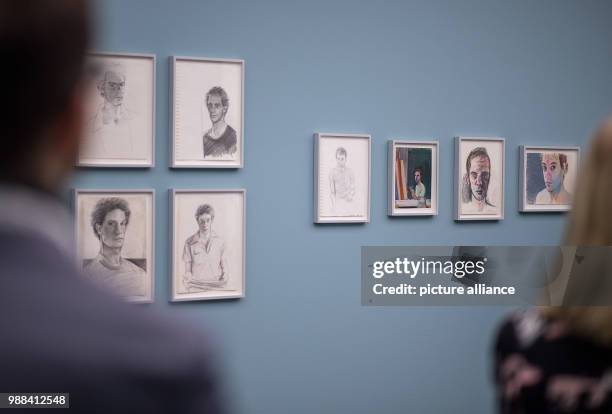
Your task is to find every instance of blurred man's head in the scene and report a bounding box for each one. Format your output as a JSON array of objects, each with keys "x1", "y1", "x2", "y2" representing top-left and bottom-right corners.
[{"x1": 0, "y1": 0, "x2": 91, "y2": 192}]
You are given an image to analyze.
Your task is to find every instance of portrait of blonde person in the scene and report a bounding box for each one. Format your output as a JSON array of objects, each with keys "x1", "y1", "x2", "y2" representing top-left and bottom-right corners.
[
  {"x1": 203, "y1": 86, "x2": 237, "y2": 159},
  {"x1": 83, "y1": 197, "x2": 147, "y2": 298},
  {"x1": 182, "y1": 204, "x2": 229, "y2": 292},
  {"x1": 493, "y1": 119, "x2": 612, "y2": 413}
]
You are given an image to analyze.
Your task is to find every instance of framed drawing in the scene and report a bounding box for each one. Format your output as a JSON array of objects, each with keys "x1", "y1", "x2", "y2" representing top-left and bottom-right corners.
[
  {"x1": 519, "y1": 145, "x2": 580, "y2": 212},
  {"x1": 314, "y1": 133, "x2": 371, "y2": 223},
  {"x1": 171, "y1": 56, "x2": 244, "y2": 168},
  {"x1": 74, "y1": 189, "x2": 154, "y2": 303},
  {"x1": 454, "y1": 137, "x2": 505, "y2": 221},
  {"x1": 388, "y1": 140, "x2": 439, "y2": 216},
  {"x1": 78, "y1": 52, "x2": 155, "y2": 167},
  {"x1": 170, "y1": 189, "x2": 245, "y2": 301}
]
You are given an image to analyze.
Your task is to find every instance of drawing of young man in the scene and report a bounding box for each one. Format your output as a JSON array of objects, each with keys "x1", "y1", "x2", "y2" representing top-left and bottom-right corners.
[
  {"x1": 202, "y1": 86, "x2": 237, "y2": 158},
  {"x1": 84, "y1": 197, "x2": 146, "y2": 297},
  {"x1": 535, "y1": 152, "x2": 572, "y2": 204},
  {"x1": 182, "y1": 204, "x2": 229, "y2": 292}
]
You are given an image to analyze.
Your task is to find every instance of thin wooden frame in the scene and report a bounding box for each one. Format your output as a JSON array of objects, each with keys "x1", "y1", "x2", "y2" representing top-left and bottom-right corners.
[
  {"x1": 170, "y1": 56, "x2": 245, "y2": 169},
  {"x1": 170, "y1": 189, "x2": 246, "y2": 302},
  {"x1": 314, "y1": 133, "x2": 371, "y2": 223},
  {"x1": 454, "y1": 136, "x2": 505, "y2": 221},
  {"x1": 387, "y1": 140, "x2": 439, "y2": 216},
  {"x1": 78, "y1": 52, "x2": 156, "y2": 168},
  {"x1": 73, "y1": 189, "x2": 155, "y2": 303},
  {"x1": 519, "y1": 145, "x2": 580, "y2": 212}
]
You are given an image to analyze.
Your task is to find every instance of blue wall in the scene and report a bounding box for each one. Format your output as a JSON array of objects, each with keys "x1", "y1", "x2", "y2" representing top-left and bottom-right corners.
[{"x1": 72, "y1": 1, "x2": 612, "y2": 412}]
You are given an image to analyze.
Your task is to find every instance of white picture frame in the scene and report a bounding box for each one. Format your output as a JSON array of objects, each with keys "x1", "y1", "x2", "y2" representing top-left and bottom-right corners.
[
  {"x1": 78, "y1": 52, "x2": 156, "y2": 167},
  {"x1": 454, "y1": 136, "x2": 505, "y2": 221},
  {"x1": 519, "y1": 145, "x2": 580, "y2": 212},
  {"x1": 171, "y1": 56, "x2": 245, "y2": 168},
  {"x1": 314, "y1": 133, "x2": 371, "y2": 223},
  {"x1": 170, "y1": 189, "x2": 246, "y2": 302},
  {"x1": 388, "y1": 140, "x2": 439, "y2": 216},
  {"x1": 74, "y1": 189, "x2": 155, "y2": 303}
]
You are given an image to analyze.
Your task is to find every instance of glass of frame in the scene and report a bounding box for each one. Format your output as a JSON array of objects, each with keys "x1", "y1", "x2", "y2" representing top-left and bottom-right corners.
[
  {"x1": 78, "y1": 52, "x2": 155, "y2": 167},
  {"x1": 519, "y1": 145, "x2": 580, "y2": 212},
  {"x1": 314, "y1": 133, "x2": 371, "y2": 223},
  {"x1": 74, "y1": 189, "x2": 155, "y2": 303},
  {"x1": 171, "y1": 56, "x2": 245, "y2": 168},
  {"x1": 454, "y1": 136, "x2": 505, "y2": 221},
  {"x1": 170, "y1": 189, "x2": 246, "y2": 302},
  {"x1": 388, "y1": 140, "x2": 439, "y2": 216}
]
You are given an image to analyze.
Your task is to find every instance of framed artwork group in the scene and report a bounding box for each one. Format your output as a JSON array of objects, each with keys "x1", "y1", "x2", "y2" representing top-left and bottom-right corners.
[
  {"x1": 313, "y1": 134, "x2": 580, "y2": 224},
  {"x1": 76, "y1": 50, "x2": 582, "y2": 304},
  {"x1": 75, "y1": 52, "x2": 247, "y2": 303},
  {"x1": 74, "y1": 189, "x2": 246, "y2": 303},
  {"x1": 78, "y1": 53, "x2": 245, "y2": 169}
]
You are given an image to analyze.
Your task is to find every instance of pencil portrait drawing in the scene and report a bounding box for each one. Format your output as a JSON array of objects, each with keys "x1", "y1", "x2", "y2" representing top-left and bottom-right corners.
[
  {"x1": 171, "y1": 189, "x2": 245, "y2": 301},
  {"x1": 329, "y1": 147, "x2": 356, "y2": 215},
  {"x1": 182, "y1": 204, "x2": 229, "y2": 292},
  {"x1": 203, "y1": 86, "x2": 237, "y2": 159},
  {"x1": 171, "y1": 57, "x2": 244, "y2": 168},
  {"x1": 79, "y1": 53, "x2": 155, "y2": 167},
  {"x1": 84, "y1": 197, "x2": 146, "y2": 295},
  {"x1": 314, "y1": 133, "x2": 371, "y2": 223},
  {"x1": 76, "y1": 190, "x2": 154, "y2": 302}
]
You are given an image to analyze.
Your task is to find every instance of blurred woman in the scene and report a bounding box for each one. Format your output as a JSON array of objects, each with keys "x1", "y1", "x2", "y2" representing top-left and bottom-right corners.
[{"x1": 494, "y1": 118, "x2": 612, "y2": 413}]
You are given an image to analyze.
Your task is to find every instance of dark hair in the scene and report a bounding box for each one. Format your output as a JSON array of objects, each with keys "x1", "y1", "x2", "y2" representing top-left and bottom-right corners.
[
  {"x1": 336, "y1": 147, "x2": 347, "y2": 158},
  {"x1": 195, "y1": 204, "x2": 215, "y2": 220},
  {"x1": 91, "y1": 198, "x2": 131, "y2": 239},
  {"x1": 414, "y1": 166, "x2": 424, "y2": 177},
  {"x1": 0, "y1": 0, "x2": 91, "y2": 177},
  {"x1": 206, "y1": 86, "x2": 229, "y2": 108}
]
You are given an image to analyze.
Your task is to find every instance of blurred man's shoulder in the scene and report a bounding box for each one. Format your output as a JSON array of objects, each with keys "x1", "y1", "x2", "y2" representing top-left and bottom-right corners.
[{"x1": 0, "y1": 230, "x2": 222, "y2": 412}]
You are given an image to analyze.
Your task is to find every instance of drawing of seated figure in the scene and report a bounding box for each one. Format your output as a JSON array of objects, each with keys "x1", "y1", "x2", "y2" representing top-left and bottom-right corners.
[{"x1": 329, "y1": 147, "x2": 356, "y2": 215}]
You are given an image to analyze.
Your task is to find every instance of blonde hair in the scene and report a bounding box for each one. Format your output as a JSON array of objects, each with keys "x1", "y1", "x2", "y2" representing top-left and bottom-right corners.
[{"x1": 542, "y1": 118, "x2": 612, "y2": 346}]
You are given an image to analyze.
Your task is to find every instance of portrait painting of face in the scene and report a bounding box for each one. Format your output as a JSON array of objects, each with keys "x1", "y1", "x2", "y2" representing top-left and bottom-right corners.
[
  {"x1": 520, "y1": 146, "x2": 580, "y2": 212},
  {"x1": 172, "y1": 57, "x2": 244, "y2": 168},
  {"x1": 171, "y1": 190, "x2": 245, "y2": 301},
  {"x1": 75, "y1": 190, "x2": 154, "y2": 302},
  {"x1": 388, "y1": 141, "x2": 438, "y2": 216},
  {"x1": 79, "y1": 53, "x2": 155, "y2": 167},
  {"x1": 315, "y1": 133, "x2": 371, "y2": 223},
  {"x1": 455, "y1": 137, "x2": 505, "y2": 220}
]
